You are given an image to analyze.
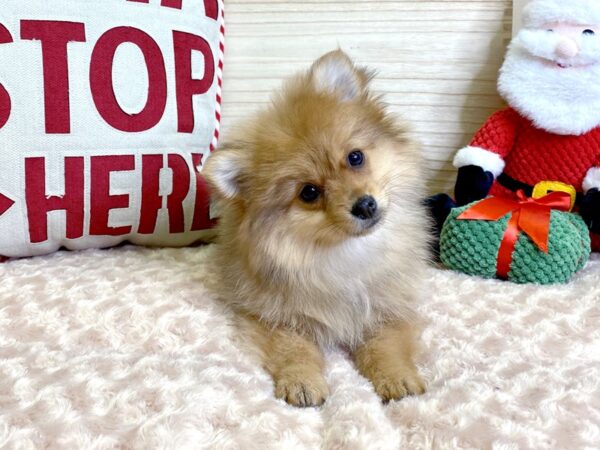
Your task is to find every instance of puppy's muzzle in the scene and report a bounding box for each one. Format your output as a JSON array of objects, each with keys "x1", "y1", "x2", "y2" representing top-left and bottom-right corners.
[{"x1": 351, "y1": 195, "x2": 380, "y2": 228}]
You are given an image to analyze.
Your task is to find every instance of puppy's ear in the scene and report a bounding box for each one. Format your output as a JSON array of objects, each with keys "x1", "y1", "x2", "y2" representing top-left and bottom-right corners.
[
  {"x1": 203, "y1": 145, "x2": 249, "y2": 199},
  {"x1": 309, "y1": 50, "x2": 371, "y2": 101}
]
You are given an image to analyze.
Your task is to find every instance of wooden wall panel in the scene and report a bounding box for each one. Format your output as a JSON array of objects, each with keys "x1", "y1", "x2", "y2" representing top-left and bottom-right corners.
[
  {"x1": 513, "y1": 0, "x2": 529, "y2": 34},
  {"x1": 221, "y1": 1, "x2": 513, "y2": 194}
]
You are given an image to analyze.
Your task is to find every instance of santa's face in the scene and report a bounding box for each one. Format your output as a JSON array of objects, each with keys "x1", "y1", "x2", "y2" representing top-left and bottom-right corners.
[
  {"x1": 498, "y1": 22, "x2": 600, "y2": 135},
  {"x1": 521, "y1": 22, "x2": 600, "y2": 68}
]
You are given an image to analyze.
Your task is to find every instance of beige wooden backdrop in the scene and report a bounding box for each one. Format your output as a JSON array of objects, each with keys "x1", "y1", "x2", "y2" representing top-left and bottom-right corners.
[
  {"x1": 513, "y1": 0, "x2": 530, "y2": 34},
  {"x1": 220, "y1": 0, "x2": 514, "y2": 194}
]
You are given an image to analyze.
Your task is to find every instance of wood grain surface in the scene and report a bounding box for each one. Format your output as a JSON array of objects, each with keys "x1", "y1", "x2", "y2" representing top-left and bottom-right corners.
[{"x1": 220, "y1": 1, "x2": 514, "y2": 194}]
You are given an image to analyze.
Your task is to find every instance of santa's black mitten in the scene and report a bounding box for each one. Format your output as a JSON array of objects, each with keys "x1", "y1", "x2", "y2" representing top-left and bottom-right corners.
[
  {"x1": 580, "y1": 188, "x2": 600, "y2": 233},
  {"x1": 423, "y1": 193, "x2": 457, "y2": 260},
  {"x1": 454, "y1": 165, "x2": 494, "y2": 206}
]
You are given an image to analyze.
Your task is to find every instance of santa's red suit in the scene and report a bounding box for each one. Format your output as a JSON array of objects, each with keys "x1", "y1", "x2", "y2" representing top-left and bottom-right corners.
[{"x1": 456, "y1": 107, "x2": 600, "y2": 251}]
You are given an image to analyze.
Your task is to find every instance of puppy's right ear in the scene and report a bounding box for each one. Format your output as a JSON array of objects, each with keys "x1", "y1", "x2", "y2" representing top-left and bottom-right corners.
[
  {"x1": 309, "y1": 50, "x2": 371, "y2": 101},
  {"x1": 202, "y1": 146, "x2": 249, "y2": 199}
]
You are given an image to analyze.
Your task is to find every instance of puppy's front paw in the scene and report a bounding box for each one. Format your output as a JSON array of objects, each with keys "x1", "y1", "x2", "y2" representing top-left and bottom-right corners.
[
  {"x1": 370, "y1": 366, "x2": 426, "y2": 402},
  {"x1": 274, "y1": 367, "x2": 329, "y2": 407}
]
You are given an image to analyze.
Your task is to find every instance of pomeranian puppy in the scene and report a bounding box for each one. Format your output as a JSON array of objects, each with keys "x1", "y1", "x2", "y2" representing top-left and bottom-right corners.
[{"x1": 203, "y1": 50, "x2": 429, "y2": 407}]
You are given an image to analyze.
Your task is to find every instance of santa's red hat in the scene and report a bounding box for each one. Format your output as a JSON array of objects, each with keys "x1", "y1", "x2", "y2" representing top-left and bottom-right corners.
[{"x1": 523, "y1": 0, "x2": 600, "y2": 28}]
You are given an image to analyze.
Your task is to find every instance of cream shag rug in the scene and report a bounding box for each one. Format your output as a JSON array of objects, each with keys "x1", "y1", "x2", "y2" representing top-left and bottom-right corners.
[{"x1": 0, "y1": 246, "x2": 598, "y2": 450}]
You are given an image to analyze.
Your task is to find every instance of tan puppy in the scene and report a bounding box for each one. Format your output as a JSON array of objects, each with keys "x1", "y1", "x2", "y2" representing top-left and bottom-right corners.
[{"x1": 203, "y1": 50, "x2": 429, "y2": 407}]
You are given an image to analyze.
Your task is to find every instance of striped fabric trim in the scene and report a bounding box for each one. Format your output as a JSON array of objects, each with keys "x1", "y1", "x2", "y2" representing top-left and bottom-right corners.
[{"x1": 209, "y1": 0, "x2": 225, "y2": 153}]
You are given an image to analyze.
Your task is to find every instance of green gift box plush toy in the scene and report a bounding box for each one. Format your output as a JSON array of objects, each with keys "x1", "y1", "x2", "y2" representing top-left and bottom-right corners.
[{"x1": 440, "y1": 191, "x2": 591, "y2": 284}]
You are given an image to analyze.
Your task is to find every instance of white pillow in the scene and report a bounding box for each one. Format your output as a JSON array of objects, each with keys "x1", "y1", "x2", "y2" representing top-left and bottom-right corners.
[{"x1": 0, "y1": 0, "x2": 224, "y2": 258}]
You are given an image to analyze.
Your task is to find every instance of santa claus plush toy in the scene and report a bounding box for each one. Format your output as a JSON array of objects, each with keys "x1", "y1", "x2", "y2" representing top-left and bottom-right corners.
[{"x1": 430, "y1": 0, "x2": 600, "y2": 252}]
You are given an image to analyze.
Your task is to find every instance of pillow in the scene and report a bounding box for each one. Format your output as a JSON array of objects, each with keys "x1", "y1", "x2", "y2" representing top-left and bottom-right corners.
[{"x1": 0, "y1": 0, "x2": 224, "y2": 258}]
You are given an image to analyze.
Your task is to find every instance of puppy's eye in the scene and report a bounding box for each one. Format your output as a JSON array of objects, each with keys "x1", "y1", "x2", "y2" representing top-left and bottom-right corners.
[
  {"x1": 584, "y1": 29, "x2": 596, "y2": 35},
  {"x1": 348, "y1": 150, "x2": 364, "y2": 167},
  {"x1": 547, "y1": 29, "x2": 554, "y2": 32},
  {"x1": 299, "y1": 184, "x2": 321, "y2": 203}
]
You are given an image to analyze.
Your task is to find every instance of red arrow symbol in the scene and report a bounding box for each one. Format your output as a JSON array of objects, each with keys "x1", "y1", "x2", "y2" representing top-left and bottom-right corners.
[{"x1": 0, "y1": 192, "x2": 14, "y2": 216}]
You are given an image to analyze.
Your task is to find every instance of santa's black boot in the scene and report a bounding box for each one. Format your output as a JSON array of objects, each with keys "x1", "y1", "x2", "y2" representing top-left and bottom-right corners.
[{"x1": 423, "y1": 193, "x2": 456, "y2": 259}]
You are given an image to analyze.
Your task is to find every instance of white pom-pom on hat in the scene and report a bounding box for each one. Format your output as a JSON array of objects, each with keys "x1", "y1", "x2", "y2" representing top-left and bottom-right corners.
[{"x1": 523, "y1": 0, "x2": 600, "y2": 28}]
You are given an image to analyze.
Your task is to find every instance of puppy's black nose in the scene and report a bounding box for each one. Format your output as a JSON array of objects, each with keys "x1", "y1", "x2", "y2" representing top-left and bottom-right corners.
[{"x1": 351, "y1": 195, "x2": 378, "y2": 220}]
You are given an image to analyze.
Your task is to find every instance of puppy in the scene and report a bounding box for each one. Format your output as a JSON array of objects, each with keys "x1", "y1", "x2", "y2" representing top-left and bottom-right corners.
[{"x1": 203, "y1": 50, "x2": 429, "y2": 407}]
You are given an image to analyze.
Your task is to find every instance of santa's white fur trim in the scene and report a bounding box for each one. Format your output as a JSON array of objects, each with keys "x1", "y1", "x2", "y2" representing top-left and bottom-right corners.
[
  {"x1": 453, "y1": 146, "x2": 505, "y2": 177},
  {"x1": 583, "y1": 167, "x2": 600, "y2": 192},
  {"x1": 524, "y1": 0, "x2": 600, "y2": 28}
]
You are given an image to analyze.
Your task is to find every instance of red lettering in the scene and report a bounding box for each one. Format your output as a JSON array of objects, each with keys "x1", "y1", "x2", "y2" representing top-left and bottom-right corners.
[
  {"x1": 21, "y1": 21, "x2": 86, "y2": 134},
  {"x1": 25, "y1": 157, "x2": 85, "y2": 243},
  {"x1": 0, "y1": 193, "x2": 15, "y2": 217},
  {"x1": 203, "y1": 0, "x2": 219, "y2": 20},
  {"x1": 167, "y1": 154, "x2": 190, "y2": 233},
  {"x1": 0, "y1": 24, "x2": 11, "y2": 43},
  {"x1": 126, "y1": 0, "x2": 218, "y2": 18},
  {"x1": 161, "y1": 0, "x2": 182, "y2": 8},
  {"x1": 90, "y1": 27, "x2": 167, "y2": 133},
  {"x1": 173, "y1": 31, "x2": 215, "y2": 133},
  {"x1": 0, "y1": 84, "x2": 10, "y2": 130},
  {"x1": 0, "y1": 24, "x2": 13, "y2": 129},
  {"x1": 191, "y1": 153, "x2": 216, "y2": 230},
  {"x1": 126, "y1": 0, "x2": 180, "y2": 7},
  {"x1": 90, "y1": 155, "x2": 135, "y2": 236},
  {"x1": 138, "y1": 154, "x2": 163, "y2": 234}
]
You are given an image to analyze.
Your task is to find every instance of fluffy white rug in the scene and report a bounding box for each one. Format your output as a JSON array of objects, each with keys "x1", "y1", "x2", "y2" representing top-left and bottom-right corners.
[{"x1": 0, "y1": 245, "x2": 598, "y2": 449}]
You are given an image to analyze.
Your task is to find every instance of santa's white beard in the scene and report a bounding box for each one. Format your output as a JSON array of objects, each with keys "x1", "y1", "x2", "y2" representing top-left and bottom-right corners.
[{"x1": 498, "y1": 34, "x2": 600, "y2": 136}]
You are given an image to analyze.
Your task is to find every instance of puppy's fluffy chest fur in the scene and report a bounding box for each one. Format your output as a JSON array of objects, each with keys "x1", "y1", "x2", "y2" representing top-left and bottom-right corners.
[{"x1": 214, "y1": 206, "x2": 423, "y2": 348}]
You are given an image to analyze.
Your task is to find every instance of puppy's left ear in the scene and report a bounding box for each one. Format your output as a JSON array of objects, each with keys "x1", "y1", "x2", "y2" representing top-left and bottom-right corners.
[
  {"x1": 202, "y1": 144, "x2": 249, "y2": 199},
  {"x1": 309, "y1": 50, "x2": 372, "y2": 101}
]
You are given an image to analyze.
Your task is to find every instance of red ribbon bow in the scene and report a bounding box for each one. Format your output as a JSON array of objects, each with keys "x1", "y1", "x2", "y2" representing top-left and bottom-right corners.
[{"x1": 457, "y1": 190, "x2": 572, "y2": 279}]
